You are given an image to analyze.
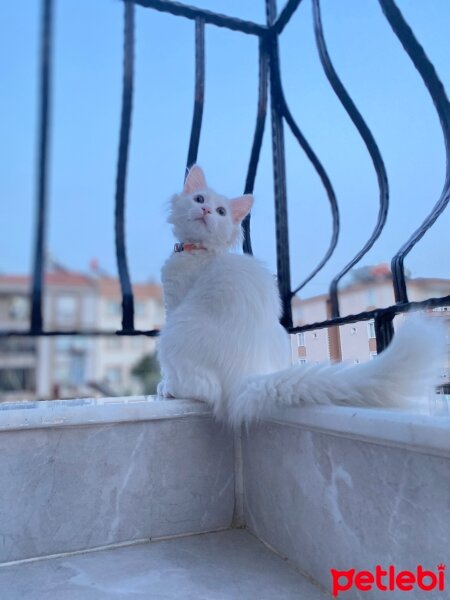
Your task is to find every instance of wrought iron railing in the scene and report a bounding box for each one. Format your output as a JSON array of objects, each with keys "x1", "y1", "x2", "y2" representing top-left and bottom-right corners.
[{"x1": 2, "y1": 0, "x2": 450, "y2": 354}]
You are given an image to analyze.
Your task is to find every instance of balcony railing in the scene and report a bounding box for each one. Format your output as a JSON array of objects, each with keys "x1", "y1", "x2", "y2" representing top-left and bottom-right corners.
[{"x1": 1, "y1": 0, "x2": 449, "y2": 355}]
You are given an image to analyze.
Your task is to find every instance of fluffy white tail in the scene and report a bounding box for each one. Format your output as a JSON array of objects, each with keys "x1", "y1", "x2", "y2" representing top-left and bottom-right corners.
[{"x1": 228, "y1": 316, "x2": 446, "y2": 426}]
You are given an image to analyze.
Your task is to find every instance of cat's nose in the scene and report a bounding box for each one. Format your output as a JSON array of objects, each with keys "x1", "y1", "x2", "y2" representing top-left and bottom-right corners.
[{"x1": 202, "y1": 206, "x2": 211, "y2": 215}]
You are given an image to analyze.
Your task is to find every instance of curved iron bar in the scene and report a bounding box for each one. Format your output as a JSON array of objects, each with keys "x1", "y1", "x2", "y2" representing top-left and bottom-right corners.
[
  {"x1": 380, "y1": 0, "x2": 450, "y2": 304},
  {"x1": 312, "y1": 0, "x2": 389, "y2": 318},
  {"x1": 273, "y1": 0, "x2": 305, "y2": 35},
  {"x1": 185, "y1": 18, "x2": 205, "y2": 176},
  {"x1": 285, "y1": 110, "x2": 340, "y2": 296},
  {"x1": 30, "y1": 0, "x2": 54, "y2": 333},
  {"x1": 133, "y1": 0, "x2": 266, "y2": 36},
  {"x1": 266, "y1": 0, "x2": 292, "y2": 328},
  {"x1": 115, "y1": 1, "x2": 135, "y2": 331},
  {"x1": 267, "y1": 30, "x2": 340, "y2": 296},
  {"x1": 242, "y1": 37, "x2": 269, "y2": 255}
]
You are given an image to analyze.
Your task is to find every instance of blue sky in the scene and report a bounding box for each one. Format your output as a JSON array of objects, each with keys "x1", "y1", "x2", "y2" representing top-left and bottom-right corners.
[{"x1": 1, "y1": 0, "x2": 449, "y2": 298}]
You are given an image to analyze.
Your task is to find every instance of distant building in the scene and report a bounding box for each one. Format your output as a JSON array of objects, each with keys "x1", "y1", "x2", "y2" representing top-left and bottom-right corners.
[
  {"x1": 0, "y1": 276, "x2": 37, "y2": 400},
  {"x1": 292, "y1": 267, "x2": 450, "y2": 387},
  {"x1": 40, "y1": 270, "x2": 97, "y2": 399},
  {"x1": 2, "y1": 263, "x2": 449, "y2": 400},
  {"x1": 0, "y1": 267, "x2": 164, "y2": 401},
  {"x1": 94, "y1": 277, "x2": 164, "y2": 395}
]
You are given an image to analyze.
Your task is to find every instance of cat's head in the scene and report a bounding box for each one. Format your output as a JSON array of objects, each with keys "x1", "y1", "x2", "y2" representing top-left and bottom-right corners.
[{"x1": 168, "y1": 166, "x2": 253, "y2": 250}]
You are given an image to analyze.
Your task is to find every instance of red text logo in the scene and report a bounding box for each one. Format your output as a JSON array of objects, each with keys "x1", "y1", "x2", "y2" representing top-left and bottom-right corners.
[{"x1": 331, "y1": 564, "x2": 446, "y2": 597}]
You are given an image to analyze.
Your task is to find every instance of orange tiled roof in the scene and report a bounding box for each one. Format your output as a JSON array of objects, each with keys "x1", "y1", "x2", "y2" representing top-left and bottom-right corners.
[
  {"x1": 0, "y1": 272, "x2": 93, "y2": 287},
  {"x1": 0, "y1": 273, "x2": 162, "y2": 298},
  {"x1": 98, "y1": 277, "x2": 162, "y2": 300}
]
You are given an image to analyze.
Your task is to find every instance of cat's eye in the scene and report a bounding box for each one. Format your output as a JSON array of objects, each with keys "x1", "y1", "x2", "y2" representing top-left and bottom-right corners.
[
  {"x1": 216, "y1": 207, "x2": 227, "y2": 216},
  {"x1": 194, "y1": 195, "x2": 205, "y2": 204}
]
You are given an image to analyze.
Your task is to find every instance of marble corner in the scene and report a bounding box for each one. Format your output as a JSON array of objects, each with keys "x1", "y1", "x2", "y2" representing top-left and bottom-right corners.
[
  {"x1": 0, "y1": 414, "x2": 234, "y2": 563},
  {"x1": 243, "y1": 421, "x2": 450, "y2": 600}
]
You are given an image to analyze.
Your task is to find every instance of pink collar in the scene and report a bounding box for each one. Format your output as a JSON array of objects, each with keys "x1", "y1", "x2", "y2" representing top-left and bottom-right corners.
[{"x1": 174, "y1": 242, "x2": 208, "y2": 253}]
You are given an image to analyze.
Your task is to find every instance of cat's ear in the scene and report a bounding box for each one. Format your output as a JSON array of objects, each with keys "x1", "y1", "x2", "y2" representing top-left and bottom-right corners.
[
  {"x1": 230, "y1": 195, "x2": 254, "y2": 224},
  {"x1": 184, "y1": 165, "x2": 207, "y2": 194}
]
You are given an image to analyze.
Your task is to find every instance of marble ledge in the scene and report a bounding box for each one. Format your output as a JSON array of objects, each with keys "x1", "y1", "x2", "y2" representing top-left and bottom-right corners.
[
  {"x1": 265, "y1": 404, "x2": 450, "y2": 459},
  {"x1": 0, "y1": 397, "x2": 211, "y2": 432},
  {"x1": 1, "y1": 395, "x2": 449, "y2": 458}
]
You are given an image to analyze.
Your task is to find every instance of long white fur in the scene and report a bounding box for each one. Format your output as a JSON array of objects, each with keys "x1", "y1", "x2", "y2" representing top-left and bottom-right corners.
[{"x1": 157, "y1": 166, "x2": 445, "y2": 426}]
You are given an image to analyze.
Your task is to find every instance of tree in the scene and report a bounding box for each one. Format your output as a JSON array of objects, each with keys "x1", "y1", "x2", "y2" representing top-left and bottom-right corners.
[{"x1": 131, "y1": 352, "x2": 161, "y2": 395}]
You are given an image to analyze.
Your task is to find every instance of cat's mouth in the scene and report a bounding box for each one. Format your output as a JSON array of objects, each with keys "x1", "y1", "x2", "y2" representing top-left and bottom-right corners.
[{"x1": 195, "y1": 216, "x2": 208, "y2": 227}]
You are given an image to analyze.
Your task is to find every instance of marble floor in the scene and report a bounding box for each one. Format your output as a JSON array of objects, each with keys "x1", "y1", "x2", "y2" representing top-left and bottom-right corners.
[{"x1": 0, "y1": 529, "x2": 329, "y2": 599}]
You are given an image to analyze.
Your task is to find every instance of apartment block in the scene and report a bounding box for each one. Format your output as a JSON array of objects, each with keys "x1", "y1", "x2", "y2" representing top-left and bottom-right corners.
[
  {"x1": 0, "y1": 268, "x2": 164, "y2": 401},
  {"x1": 292, "y1": 267, "x2": 450, "y2": 387}
]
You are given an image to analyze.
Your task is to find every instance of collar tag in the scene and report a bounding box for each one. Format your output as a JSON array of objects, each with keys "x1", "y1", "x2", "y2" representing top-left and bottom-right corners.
[{"x1": 174, "y1": 242, "x2": 207, "y2": 254}]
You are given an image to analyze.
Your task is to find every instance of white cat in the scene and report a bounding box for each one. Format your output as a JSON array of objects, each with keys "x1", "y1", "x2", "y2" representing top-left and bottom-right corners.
[{"x1": 157, "y1": 165, "x2": 445, "y2": 425}]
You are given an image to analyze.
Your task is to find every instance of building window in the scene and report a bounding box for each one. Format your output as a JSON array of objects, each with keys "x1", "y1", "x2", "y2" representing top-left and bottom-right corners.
[
  {"x1": 8, "y1": 296, "x2": 29, "y2": 320},
  {"x1": 55, "y1": 337, "x2": 73, "y2": 352},
  {"x1": 107, "y1": 301, "x2": 122, "y2": 316},
  {"x1": 0, "y1": 367, "x2": 35, "y2": 392},
  {"x1": 131, "y1": 336, "x2": 145, "y2": 350},
  {"x1": 105, "y1": 367, "x2": 122, "y2": 386},
  {"x1": 54, "y1": 364, "x2": 70, "y2": 384},
  {"x1": 0, "y1": 338, "x2": 35, "y2": 354},
  {"x1": 135, "y1": 302, "x2": 146, "y2": 316},
  {"x1": 366, "y1": 288, "x2": 376, "y2": 306},
  {"x1": 297, "y1": 332, "x2": 305, "y2": 347},
  {"x1": 56, "y1": 295, "x2": 77, "y2": 325},
  {"x1": 299, "y1": 359, "x2": 307, "y2": 365},
  {"x1": 106, "y1": 336, "x2": 122, "y2": 349},
  {"x1": 8, "y1": 296, "x2": 29, "y2": 321},
  {"x1": 367, "y1": 321, "x2": 376, "y2": 339},
  {"x1": 69, "y1": 351, "x2": 86, "y2": 386}
]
